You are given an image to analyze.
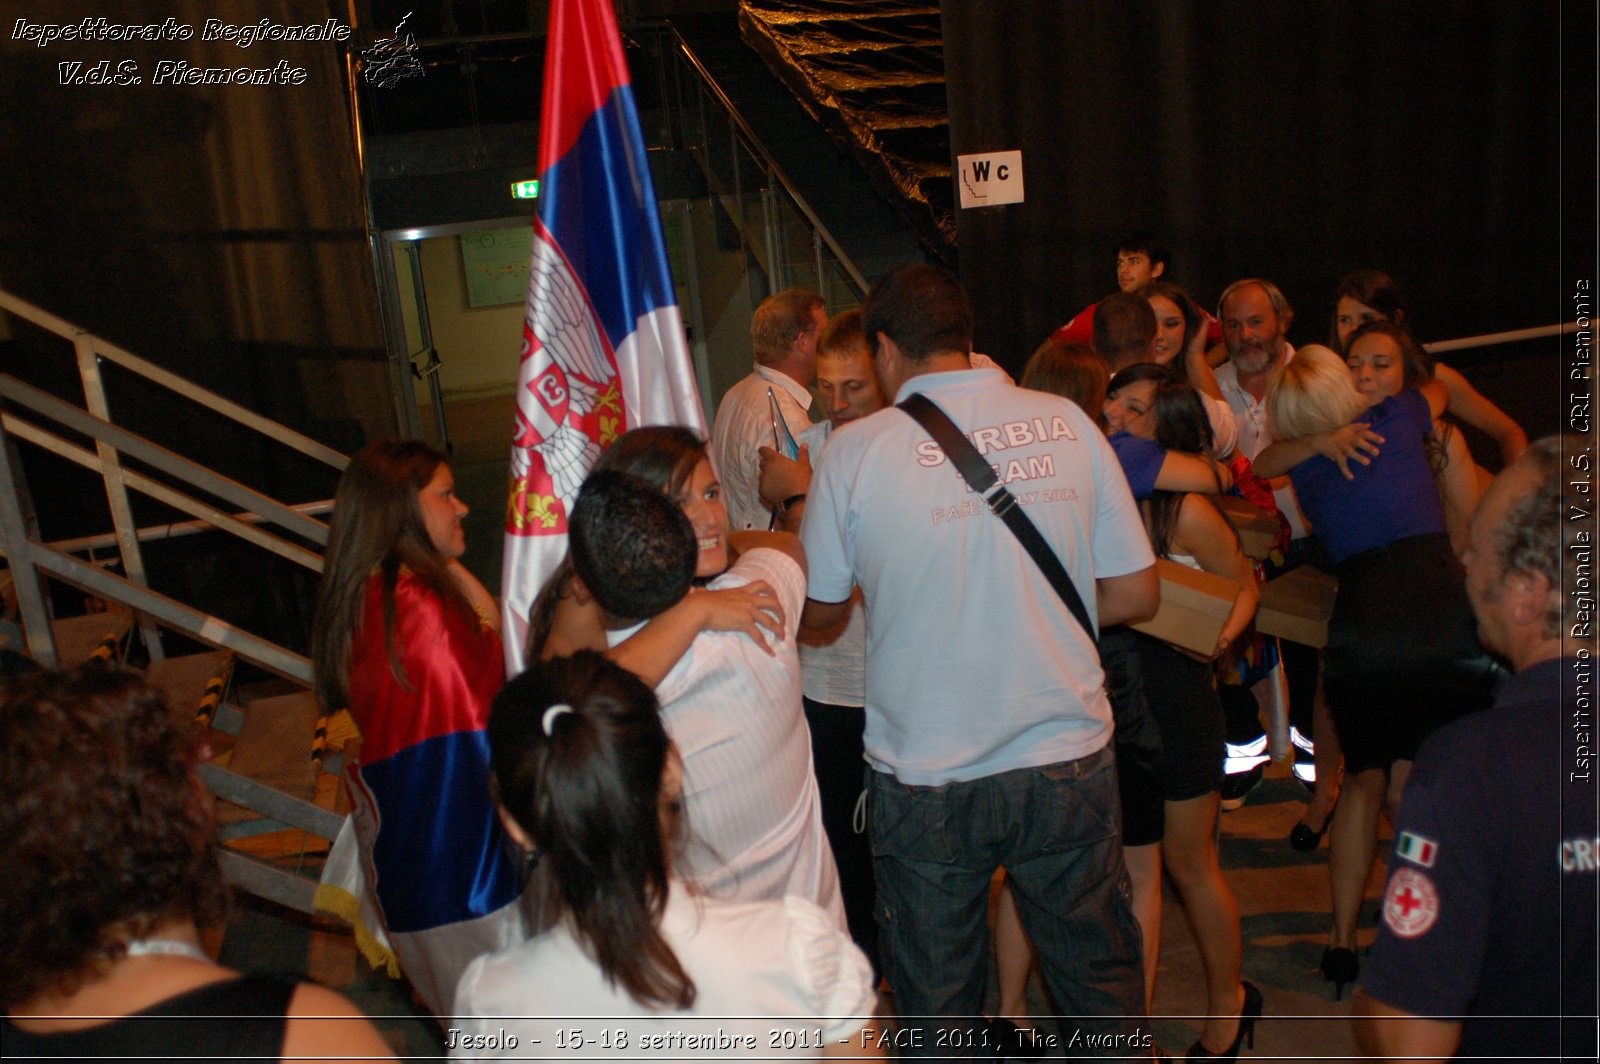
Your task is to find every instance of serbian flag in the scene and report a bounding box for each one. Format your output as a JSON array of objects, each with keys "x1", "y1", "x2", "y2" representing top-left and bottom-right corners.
[{"x1": 501, "y1": 0, "x2": 706, "y2": 668}]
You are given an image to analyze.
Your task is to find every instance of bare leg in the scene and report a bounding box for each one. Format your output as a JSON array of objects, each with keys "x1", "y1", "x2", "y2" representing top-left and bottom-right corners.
[
  {"x1": 1162, "y1": 792, "x2": 1244, "y2": 1053},
  {"x1": 993, "y1": 876, "x2": 1036, "y2": 1026},
  {"x1": 1301, "y1": 671, "x2": 1343, "y2": 831},
  {"x1": 1383, "y1": 760, "x2": 1413, "y2": 824},
  {"x1": 1123, "y1": 841, "x2": 1162, "y2": 1012},
  {"x1": 1329, "y1": 766, "x2": 1389, "y2": 949}
]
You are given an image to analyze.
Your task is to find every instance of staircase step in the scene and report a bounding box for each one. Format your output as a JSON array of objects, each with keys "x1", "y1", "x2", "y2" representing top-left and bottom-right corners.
[
  {"x1": 50, "y1": 608, "x2": 133, "y2": 667},
  {"x1": 143, "y1": 650, "x2": 234, "y2": 732},
  {"x1": 216, "y1": 690, "x2": 320, "y2": 825}
]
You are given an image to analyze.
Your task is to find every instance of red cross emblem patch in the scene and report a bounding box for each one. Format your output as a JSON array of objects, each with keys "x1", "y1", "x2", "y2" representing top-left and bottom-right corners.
[{"x1": 1382, "y1": 867, "x2": 1440, "y2": 939}]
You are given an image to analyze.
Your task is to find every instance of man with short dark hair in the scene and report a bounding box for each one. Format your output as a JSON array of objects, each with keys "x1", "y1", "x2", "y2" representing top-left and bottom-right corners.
[
  {"x1": 568, "y1": 470, "x2": 698, "y2": 620},
  {"x1": 1353, "y1": 438, "x2": 1597, "y2": 1061},
  {"x1": 1054, "y1": 232, "x2": 1229, "y2": 351},
  {"x1": 1091, "y1": 291, "x2": 1160, "y2": 367},
  {"x1": 713, "y1": 288, "x2": 827, "y2": 532},
  {"x1": 802, "y1": 263, "x2": 1157, "y2": 1049},
  {"x1": 567, "y1": 469, "x2": 844, "y2": 924}
]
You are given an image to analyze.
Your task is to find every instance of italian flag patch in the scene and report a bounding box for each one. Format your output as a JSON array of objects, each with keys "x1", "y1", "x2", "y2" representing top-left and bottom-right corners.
[{"x1": 1395, "y1": 831, "x2": 1438, "y2": 867}]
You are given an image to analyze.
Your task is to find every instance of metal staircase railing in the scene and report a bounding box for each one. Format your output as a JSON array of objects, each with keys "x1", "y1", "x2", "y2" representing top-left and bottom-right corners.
[
  {"x1": 0, "y1": 286, "x2": 348, "y2": 914},
  {"x1": 661, "y1": 23, "x2": 870, "y2": 311}
]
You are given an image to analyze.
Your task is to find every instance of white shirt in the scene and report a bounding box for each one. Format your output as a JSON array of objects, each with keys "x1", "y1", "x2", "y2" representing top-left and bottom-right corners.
[
  {"x1": 610, "y1": 548, "x2": 843, "y2": 924},
  {"x1": 452, "y1": 885, "x2": 875, "y2": 1061},
  {"x1": 802, "y1": 368, "x2": 1156, "y2": 785},
  {"x1": 1214, "y1": 351, "x2": 1312, "y2": 539},
  {"x1": 712, "y1": 365, "x2": 814, "y2": 532},
  {"x1": 795, "y1": 420, "x2": 866, "y2": 707},
  {"x1": 1200, "y1": 391, "x2": 1239, "y2": 459}
]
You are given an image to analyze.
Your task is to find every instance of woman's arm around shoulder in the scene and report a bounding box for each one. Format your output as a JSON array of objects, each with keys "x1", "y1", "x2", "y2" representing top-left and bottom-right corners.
[
  {"x1": 1154, "y1": 451, "x2": 1234, "y2": 494},
  {"x1": 1434, "y1": 361, "x2": 1527, "y2": 464},
  {"x1": 729, "y1": 530, "x2": 808, "y2": 577}
]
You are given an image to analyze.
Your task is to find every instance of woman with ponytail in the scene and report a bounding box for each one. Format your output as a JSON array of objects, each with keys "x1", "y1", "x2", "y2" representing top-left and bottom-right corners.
[{"x1": 451, "y1": 651, "x2": 878, "y2": 1058}]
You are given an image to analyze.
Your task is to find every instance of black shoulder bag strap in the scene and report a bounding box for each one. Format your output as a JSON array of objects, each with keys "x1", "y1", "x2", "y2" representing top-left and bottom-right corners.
[{"x1": 898, "y1": 392, "x2": 1098, "y2": 642}]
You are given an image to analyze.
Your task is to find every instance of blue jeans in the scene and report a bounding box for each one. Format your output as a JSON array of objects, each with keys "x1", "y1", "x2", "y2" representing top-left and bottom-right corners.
[{"x1": 870, "y1": 746, "x2": 1148, "y2": 1059}]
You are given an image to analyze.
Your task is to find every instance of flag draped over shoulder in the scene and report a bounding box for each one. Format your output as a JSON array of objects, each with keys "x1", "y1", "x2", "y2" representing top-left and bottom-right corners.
[{"x1": 501, "y1": 0, "x2": 706, "y2": 670}]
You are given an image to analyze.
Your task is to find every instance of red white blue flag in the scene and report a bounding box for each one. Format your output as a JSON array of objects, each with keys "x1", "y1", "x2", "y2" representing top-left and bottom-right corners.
[{"x1": 501, "y1": 0, "x2": 706, "y2": 668}]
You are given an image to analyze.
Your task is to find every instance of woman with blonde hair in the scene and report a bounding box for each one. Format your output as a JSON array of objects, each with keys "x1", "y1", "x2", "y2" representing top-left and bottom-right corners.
[{"x1": 1256, "y1": 346, "x2": 1498, "y2": 998}]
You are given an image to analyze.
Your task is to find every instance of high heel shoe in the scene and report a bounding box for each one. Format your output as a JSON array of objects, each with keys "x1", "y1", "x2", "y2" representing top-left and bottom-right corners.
[
  {"x1": 1320, "y1": 946, "x2": 1359, "y2": 1001},
  {"x1": 1289, "y1": 809, "x2": 1334, "y2": 851},
  {"x1": 1186, "y1": 980, "x2": 1262, "y2": 1061}
]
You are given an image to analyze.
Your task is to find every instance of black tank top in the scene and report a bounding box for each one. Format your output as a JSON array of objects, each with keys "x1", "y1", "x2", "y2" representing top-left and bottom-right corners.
[{"x1": 2, "y1": 974, "x2": 296, "y2": 1061}]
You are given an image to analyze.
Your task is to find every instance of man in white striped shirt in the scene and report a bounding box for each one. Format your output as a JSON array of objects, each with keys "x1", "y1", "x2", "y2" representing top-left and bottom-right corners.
[{"x1": 568, "y1": 470, "x2": 845, "y2": 929}]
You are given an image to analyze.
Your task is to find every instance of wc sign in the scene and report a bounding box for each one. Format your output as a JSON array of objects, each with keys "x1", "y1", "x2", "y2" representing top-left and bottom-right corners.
[{"x1": 957, "y1": 150, "x2": 1025, "y2": 209}]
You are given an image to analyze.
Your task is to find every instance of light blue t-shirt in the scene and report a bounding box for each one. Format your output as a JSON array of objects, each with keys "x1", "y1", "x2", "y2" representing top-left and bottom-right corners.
[{"x1": 801, "y1": 368, "x2": 1155, "y2": 785}]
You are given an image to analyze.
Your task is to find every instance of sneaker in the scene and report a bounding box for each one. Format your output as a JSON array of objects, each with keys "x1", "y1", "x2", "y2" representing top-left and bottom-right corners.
[{"x1": 1219, "y1": 763, "x2": 1265, "y2": 811}]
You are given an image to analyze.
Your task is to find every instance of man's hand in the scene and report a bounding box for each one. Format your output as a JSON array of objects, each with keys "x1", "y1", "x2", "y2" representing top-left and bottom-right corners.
[
  {"x1": 758, "y1": 444, "x2": 811, "y2": 510},
  {"x1": 685, "y1": 581, "x2": 786, "y2": 655}
]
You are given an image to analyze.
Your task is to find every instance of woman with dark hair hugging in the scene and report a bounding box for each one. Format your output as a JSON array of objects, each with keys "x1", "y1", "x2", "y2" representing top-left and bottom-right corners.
[
  {"x1": 1, "y1": 667, "x2": 392, "y2": 1061},
  {"x1": 450, "y1": 651, "x2": 878, "y2": 1059}
]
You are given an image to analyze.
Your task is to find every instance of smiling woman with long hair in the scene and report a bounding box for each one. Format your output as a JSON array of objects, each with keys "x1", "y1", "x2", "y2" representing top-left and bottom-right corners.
[{"x1": 311, "y1": 438, "x2": 523, "y2": 1015}]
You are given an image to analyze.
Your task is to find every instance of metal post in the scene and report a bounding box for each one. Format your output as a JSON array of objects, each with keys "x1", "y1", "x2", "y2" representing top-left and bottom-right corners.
[
  {"x1": 404, "y1": 241, "x2": 451, "y2": 451},
  {"x1": 0, "y1": 424, "x2": 57, "y2": 664},
  {"x1": 75, "y1": 335, "x2": 165, "y2": 659},
  {"x1": 813, "y1": 227, "x2": 826, "y2": 303},
  {"x1": 760, "y1": 180, "x2": 781, "y2": 292}
]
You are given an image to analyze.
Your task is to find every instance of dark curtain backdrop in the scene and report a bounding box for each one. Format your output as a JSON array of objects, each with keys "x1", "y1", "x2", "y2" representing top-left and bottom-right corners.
[{"x1": 942, "y1": 0, "x2": 1592, "y2": 379}]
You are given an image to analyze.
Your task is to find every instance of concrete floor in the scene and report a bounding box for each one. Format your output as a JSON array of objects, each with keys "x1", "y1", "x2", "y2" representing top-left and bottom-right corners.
[{"x1": 220, "y1": 759, "x2": 1383, "y2": 1061}]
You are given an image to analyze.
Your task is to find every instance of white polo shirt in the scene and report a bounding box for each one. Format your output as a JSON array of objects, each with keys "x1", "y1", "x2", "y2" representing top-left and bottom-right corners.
[{"x1": 802, "y1": 367, "x2": 1155, "y2": 786}]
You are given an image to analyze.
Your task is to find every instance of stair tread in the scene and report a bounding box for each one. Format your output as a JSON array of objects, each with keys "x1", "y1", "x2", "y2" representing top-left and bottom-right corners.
[
  {"x1": 50, "y1": 609, "x2": 133, "y2": 667},
  {"x1": 220, "y1": 691, "x2": 320, "y2": 812},
  {"x1": 144, "y1": 650, "x2": 233, "y2": 728}
]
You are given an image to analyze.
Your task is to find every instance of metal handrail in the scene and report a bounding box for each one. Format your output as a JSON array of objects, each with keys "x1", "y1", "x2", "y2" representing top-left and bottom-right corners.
[
  {"x1": 667, "y1": 25, "x2": 870, "y2": 296},
  {"x1": 0, "y1": 409, "x2": 327, "y2": 570},
  {"x1": 12, "y1": 538, "x2": 313, "y2": 683},
  {"x1": 1424, "y1": 320, "x2": 1583, "y2": 355},
  {"x1": 0, "y1": 289, "x2": 347, "y2": 472},
  {"x1": 0, "y1": 376, "x2": 330, "y2": 545}
]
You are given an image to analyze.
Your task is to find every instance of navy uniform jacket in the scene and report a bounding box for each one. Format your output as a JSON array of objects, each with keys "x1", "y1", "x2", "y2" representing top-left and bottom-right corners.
[{"x1": 1362, "y1": 656, "x2": 1598, "y2": 1061}]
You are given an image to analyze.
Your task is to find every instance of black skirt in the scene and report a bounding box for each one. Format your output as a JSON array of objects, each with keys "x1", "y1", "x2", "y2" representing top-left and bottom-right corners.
[
  {"x1": 1133, "y1": 631, "x2": 1225, "y2": 802},
  {"x1": 1323, "y1": 532, "x2": 1499, "y2": 773}
]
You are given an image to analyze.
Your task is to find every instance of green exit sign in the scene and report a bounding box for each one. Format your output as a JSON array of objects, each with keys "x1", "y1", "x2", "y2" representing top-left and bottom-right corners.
[{"x1": 510, "y1": 179, "x2": 540, "y2": 200}]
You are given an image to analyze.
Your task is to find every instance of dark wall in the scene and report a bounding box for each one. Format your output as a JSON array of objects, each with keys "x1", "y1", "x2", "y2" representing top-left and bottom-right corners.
[
  {"x1": 0, "y1": 0, "x2": 395, "y2": 463},
  {"x1": 943, "y1": 0, "x2": 1591, "y2": 390},
  {"x1": 0, "y1": 0, "x2": 397, "y2": 650}
]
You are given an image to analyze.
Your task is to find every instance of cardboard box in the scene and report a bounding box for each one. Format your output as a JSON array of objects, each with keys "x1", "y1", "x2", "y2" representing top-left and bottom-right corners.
[
  {"x1": 1216, "y1": 496, "x2": 1279, "y2": 559},
  {"x1": 1130, "y1": 558, "x2": 1242, "y2": 657},
  {"x1": 1256, "y1": 566, "x2": 1338, "y2": 648}
]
